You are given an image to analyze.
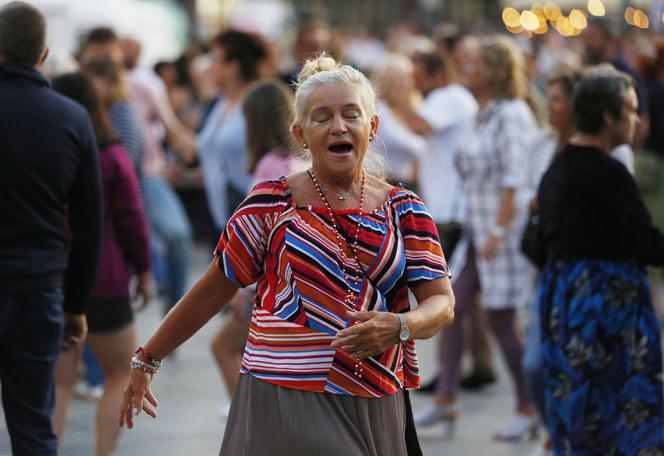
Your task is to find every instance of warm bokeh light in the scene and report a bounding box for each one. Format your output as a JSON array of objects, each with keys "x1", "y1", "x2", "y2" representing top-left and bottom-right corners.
[
  {"x1": 533, "y1": 21, "x2": 549, "y2": 34},
  {"x1": 502, "y1": 7, "x2": 521, "y2": 28},
  {"x1": 520, "y1": 10, "x2": 540, "y2": 31},
  {"x1": 554, "y1": 16, "x2": 578, "y2": 37},
  {"x1": 625, "y1": 7, "x2": 636, "y2": 26},
  {"x1": 588, "y1": 0, "x2": 605, "y2": 17},
  {"x1": 506, "y1": 24, "x2": 525, "y2": 34},
  {"x1": 569, "y1": 9, "x2": 588, "y2": 29},
  {"x1": 633, "y1": 9, "x2": 649, "y2": 28},
  {"x1": 545, "y1": 1, "x2": 562, "y2": 21}
]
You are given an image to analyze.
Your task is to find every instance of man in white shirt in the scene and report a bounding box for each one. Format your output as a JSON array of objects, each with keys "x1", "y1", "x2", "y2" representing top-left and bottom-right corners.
[
  {"x1": 394, "y1": 52, "x2": 477, "y2": 258},
  {"x1": 393, "y1": 52, "x2": 498, "y2": 395}
]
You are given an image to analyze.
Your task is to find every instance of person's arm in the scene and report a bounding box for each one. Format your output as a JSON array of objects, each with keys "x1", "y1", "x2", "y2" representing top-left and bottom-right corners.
[
  {"x1": 332, "y1": 277, "x2": 454, "y2": 359},
  {"x1": 150, "y1": 82, "x2": 197, "y2": 163},
  {"x1": 394, "y1": 100, "x2": 434, "y2": 135},
  {"x1": 110, "y1": 146, "x2": 151, "y2": 275},
  {"x1": 481, "y1": 187, "x2": 516, "y2": 260},
  {"x1": 119, "y1": 261, "x2": 238, "y2": 428},
  {"x1": 109, "y1": 146, "x2": 154, "y2": 311},
  {"x1": 62, "y1": 116, "x2": 102, "y2": 349}
]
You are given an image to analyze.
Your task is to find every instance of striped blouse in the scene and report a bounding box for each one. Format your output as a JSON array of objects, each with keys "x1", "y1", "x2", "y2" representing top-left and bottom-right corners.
[{"x1": 214, "y1": 178, "x2": 448, "y2": 398}]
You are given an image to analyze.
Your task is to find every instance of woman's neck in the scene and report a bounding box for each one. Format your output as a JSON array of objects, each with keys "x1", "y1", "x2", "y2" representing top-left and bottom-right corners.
[
  {"x1": 312, "y1": 167, "x2": 362, "y2": 192},
  {"x1": 556, "y1": 125, "x2": 577, "y2": 152},
  {"x1": 473, "y1": 88, "x2": 492, "y2": 110},
  {"x1": 569, "y1": 133, "x2": 612, "y2": 153},
  {"x1": 223, "y1": 82, "x2": 251, "y2": 104}
]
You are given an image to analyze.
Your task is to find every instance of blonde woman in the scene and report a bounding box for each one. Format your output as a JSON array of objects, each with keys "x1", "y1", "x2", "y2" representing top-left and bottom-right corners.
[
  {"x1": 428, "y1": 36, "x2": 539, "y2": 440},
  {"x1": 119, "y1": 55, "x2": 455, "y2": 455}
]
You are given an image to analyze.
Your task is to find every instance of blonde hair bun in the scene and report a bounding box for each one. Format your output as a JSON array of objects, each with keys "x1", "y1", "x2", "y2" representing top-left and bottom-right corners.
[{"x1": 297, "y1": 54, "x2": 339, "y2": 85}]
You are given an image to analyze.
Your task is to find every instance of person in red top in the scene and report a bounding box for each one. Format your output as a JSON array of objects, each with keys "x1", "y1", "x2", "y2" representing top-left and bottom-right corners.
[
  {"x1": 119, "y1": 55, "x2": 455, "y2": 456},
  {"x1": 51, "y1": 73, "x2": 153, "y2": 456}
]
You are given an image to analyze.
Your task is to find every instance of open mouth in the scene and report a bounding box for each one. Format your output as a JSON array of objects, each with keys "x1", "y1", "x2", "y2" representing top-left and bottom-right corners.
[{"x1": 328, "y1": 142, "x2": 353, "y2": 154}]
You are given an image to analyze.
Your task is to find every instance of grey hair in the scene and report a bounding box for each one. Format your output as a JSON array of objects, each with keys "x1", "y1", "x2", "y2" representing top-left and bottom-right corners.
[
  {"x1": 292, "y1": 54, "x2": 384, "y2": 178},
  {"x1": 574, "y1": 64, "x2": 635, "y2": 134},
  {"x1": 293, "y1": 54, "x2": 377, "y2": 123}
]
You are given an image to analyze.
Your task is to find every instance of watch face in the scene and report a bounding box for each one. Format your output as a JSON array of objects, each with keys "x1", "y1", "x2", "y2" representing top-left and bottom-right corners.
[{"x1": 399, "y1": 328, "x2": 410, "y2": 341}]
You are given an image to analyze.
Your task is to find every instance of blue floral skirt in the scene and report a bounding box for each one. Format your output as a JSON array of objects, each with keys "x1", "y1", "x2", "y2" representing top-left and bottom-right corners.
[{"x1": 538, "y1": 259, "x2": 664, "y2": 455}]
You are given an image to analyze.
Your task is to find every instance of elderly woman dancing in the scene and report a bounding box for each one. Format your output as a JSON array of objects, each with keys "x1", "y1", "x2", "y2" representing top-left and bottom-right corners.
[{"x1": 118, "y1": 54, "x2": 455, "y2": 456}]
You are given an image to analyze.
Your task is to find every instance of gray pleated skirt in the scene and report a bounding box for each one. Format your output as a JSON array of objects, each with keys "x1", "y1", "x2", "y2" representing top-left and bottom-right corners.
[{"x1": 219, "y1": 374, "x2": 407, "y2": 456}]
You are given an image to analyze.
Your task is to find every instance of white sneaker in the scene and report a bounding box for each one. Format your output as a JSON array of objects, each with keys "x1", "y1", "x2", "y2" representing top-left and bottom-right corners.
[
  {"x1": 493, "y1": 413, "x2": 539, "y2": 441},
  {"x1": 414, "y1": 402, "x2": 458, "y2": 433},
  {"x1": 217, "y1": 403, "x2": 231, "y2": 422},
  {"x1": 86, "y1": 385, "x2": 104, "y2": 401}
]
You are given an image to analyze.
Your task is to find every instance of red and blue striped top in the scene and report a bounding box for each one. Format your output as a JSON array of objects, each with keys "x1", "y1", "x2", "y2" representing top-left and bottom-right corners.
[{"x1": 214, "y1": 178, "x2": 448, "y2": 398}]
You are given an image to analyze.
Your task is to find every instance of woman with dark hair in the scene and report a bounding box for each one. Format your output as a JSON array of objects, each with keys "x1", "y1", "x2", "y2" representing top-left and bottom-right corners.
[
  {"x1": 537, "y1": 67, "x2": 664, "y2": 455},
  {"x1": 197, "y1": 29, "x2": 270, "y2": 232},
  {"x1": 245, "y1": 79, "x2": 305, "y2": 180},
  {"x1": 50, "y1": 73, "x2": 153, "y2": 456},
  {"x1": 522, "y1": 70, "x2": 579, "y2": 456}
]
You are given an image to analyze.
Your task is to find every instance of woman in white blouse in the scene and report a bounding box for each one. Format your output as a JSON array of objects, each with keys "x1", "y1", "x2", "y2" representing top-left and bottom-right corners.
[{"x1": 372, "y1": 55, "x2": 426, "y2": 189}]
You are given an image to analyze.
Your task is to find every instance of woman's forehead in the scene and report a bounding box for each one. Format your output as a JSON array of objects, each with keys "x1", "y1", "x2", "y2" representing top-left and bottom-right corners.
[{"x1": 305, "y1": 83, "x2": 363, "y2": 112}]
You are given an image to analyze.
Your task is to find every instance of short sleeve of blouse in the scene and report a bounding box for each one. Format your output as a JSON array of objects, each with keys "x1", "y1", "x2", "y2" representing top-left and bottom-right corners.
[
  {"x1": 213, "y1": 180, "x2": 287, "y2": 288},
  {"x1": 496, "y1": 100, "x2": 536, "y2": 189},
  {"x1": 394, "y1": 190, "x2": 450, "y2": 284}
]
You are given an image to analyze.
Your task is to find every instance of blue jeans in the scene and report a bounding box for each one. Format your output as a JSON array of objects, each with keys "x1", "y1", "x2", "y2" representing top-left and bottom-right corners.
[
  {"x1": 522, "y1": 296, "x2": 547, "y2": 423},
  {"x1": 143, "y1": 177, "x2": 192, "y2": 312},
  {"x1": 0, "y1": 288, "x2": 64, "y2": 456}
]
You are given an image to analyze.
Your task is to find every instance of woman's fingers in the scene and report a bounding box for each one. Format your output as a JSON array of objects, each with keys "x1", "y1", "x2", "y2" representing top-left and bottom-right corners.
[
  {"x1": 142, "y1": 400, "x2": 158, "y2": 419},
  {"x1": 145, "y1": 388, "x2": 159, "y2": 408}
]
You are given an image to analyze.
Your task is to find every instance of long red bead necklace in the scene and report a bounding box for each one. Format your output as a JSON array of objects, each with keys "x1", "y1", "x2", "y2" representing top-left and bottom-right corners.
[{"x1": 308, "y1": 168, "x2": 366, "y2": 378}]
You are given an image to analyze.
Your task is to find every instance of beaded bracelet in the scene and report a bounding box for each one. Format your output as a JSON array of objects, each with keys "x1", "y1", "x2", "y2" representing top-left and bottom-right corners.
[
  {"x1": 130, "y1": 356, "x2": 160, "y2": 374},
  {"x1": 134, "y1": 347, "x2": 161, "y2": 367}
]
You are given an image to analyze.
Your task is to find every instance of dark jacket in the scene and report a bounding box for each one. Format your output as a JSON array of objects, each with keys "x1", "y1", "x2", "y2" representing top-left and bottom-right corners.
[
  {"x1": 0, "y1": 63, "x2": 102, "y2": 314},
  {"x1": 94, "y1": 143, "x2": 150, "y2": 299}
]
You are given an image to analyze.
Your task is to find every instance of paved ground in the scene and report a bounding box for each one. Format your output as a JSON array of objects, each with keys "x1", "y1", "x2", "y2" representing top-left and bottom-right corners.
[{"x1": 0, "y1": 246, "x2": 543, "y2": 455}]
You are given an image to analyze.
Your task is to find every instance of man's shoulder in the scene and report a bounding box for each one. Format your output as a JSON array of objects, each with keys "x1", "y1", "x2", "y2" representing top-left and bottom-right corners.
[
  {"x1": 426, "y1": 84, "x2": 477, "y2": 111},
  {"x1": 2, "y1": 82, "x2": 88, "y2": 123}
]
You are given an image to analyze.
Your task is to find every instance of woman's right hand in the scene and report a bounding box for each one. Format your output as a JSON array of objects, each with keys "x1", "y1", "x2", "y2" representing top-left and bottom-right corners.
[{"x1": 118, "y1": 368, "x2": 159, "y2": 429}]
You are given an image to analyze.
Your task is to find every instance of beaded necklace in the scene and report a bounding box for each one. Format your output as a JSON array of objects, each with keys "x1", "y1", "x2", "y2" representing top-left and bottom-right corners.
[{"x1": 308, "y1": 168, "x2": 366, "y2": 378}]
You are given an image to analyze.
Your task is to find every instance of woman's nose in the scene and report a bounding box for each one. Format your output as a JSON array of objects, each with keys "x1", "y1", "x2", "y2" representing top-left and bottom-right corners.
[{"x1": 331, "y1": 114, "x2": 347, "y2": 134}]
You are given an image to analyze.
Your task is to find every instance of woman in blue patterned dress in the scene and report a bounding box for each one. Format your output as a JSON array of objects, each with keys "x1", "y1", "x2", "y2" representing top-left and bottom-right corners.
[{"x1": 536, "y1": 67, "x2": 664, "y2": 455}]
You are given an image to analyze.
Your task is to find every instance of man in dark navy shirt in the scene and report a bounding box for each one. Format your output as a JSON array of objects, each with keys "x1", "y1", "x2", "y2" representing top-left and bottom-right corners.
[{"x1": 0, "y1": 2, "x2": 101, "y2": 454}]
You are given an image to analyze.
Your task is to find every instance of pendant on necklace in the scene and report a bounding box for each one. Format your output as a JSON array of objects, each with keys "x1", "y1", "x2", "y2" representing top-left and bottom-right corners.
[{"x1": 337, "y1": 194, "x2": 347, "y2": 201}]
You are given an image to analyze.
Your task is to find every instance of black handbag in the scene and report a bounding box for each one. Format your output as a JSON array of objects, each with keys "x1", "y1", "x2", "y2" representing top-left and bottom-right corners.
[{"x1": 520, "y1": 208, "x2": 546, "y2": 268}]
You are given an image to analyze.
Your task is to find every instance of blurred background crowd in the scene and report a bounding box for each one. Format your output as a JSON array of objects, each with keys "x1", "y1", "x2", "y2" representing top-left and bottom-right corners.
[{"x1": 4, "y1": 0, "x2": 664, "y2": 454}]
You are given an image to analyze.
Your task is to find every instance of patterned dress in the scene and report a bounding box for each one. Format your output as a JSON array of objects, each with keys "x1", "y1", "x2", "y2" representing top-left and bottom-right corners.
[
  {"x1": 538, "y1": 260, "x2": 664, "y2": 455},
  {"x1": 537, "y1": 144, "x2": 664, "y2": 455},
  {"x1": 214, "y1": 178, "x2": 448, "y2": 397},
  {"x1": 456, "y1": 98, "x2": 537, "y2": 309}
]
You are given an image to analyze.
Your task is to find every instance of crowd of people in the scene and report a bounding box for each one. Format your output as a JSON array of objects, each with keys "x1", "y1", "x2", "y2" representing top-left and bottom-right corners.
[{"x1": 1, "y1": 1, "x2": 664, "y2": 455}]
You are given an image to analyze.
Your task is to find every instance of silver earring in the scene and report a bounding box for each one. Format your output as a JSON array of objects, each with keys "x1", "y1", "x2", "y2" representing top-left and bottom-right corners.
[{"x1": 303, "y1": 143, "x2": 309, "y2": 149}]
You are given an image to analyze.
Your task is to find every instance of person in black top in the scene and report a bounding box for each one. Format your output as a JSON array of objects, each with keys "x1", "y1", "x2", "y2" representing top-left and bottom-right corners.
[
  {"x1": 0, "y1": 2, "x2": 102, "y2": 455},
  {"x1": 536, "y1": 67, "x2": 664, "y2": 454}
]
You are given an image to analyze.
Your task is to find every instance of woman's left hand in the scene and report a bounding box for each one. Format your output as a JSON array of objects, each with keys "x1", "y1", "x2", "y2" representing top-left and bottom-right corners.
[
  {"x1": 331, "y1": 311, "x2": 401, "y2": 359},
  {"x1": 481, "y1": 234, "x2": 504, "y2": 261}
]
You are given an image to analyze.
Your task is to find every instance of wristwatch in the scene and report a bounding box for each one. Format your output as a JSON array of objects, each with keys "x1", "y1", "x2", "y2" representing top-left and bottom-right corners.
[{"x1": 396, "y1": 313, "x2": 410, "y2": 342}]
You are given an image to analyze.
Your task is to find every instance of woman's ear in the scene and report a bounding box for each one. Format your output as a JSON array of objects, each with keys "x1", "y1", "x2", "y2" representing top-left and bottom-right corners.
[
  {"x1": 292, "y1": 124, "x2": 306, "y2": 147},
  {"x1": 370, "y1": 114, "x2": 380, "y2": 139}
]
